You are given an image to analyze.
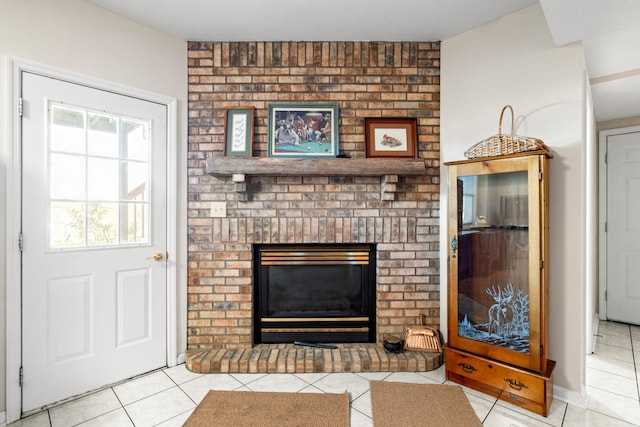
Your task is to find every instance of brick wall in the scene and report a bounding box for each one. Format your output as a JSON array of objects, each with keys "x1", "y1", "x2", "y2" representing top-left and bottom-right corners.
[{"x1": 187, "y1": 41, "x2": 441, "y2": 349}]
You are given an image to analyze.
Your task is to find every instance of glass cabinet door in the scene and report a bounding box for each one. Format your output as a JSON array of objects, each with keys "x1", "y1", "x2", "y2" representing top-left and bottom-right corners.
[{"x1": 447, "y1": 154, "x2": 548, "y2": 372}]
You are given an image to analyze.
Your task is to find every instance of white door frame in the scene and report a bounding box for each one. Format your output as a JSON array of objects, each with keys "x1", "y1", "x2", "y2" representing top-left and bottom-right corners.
[
  {"x1": 5, "y1": 57, "x2": 179, "y2": 423},
  {"x1": 598, "y1": 125, "x2": 640, "y2": 321}
]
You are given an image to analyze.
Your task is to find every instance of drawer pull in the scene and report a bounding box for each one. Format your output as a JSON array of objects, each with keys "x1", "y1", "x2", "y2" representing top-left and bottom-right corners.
[
  {"x1": 458, "y1": 363, "x2": 477, "y2": 374},
  {"x1": 505, "y1": 378, "x2": 528, "y2": 391}
]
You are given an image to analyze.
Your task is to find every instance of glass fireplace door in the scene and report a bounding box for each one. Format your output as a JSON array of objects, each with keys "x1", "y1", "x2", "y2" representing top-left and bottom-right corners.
[{"x1": 447, "y1": 154, "x2": 548, "y2": 372}]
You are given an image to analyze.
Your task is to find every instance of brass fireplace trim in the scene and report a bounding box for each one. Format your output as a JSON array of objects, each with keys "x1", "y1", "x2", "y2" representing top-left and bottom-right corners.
[
  {"x1": 260, "y1": 247, "x2": 371, "y2": 265},
  {"x1": 261, "y1": 317, "x2": 369, "y2": 323},
  {"x1": 262, "y1": 327, "x2": 370, "y2": 333}
]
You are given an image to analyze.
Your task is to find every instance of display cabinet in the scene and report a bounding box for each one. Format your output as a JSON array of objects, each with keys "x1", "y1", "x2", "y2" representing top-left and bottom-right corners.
[{"x1": 444, "y1": 151, "x2": 555, "y2": 417}]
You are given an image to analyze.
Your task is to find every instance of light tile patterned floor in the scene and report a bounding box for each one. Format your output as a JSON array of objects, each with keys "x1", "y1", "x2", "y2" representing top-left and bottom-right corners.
[{"x1": 9, "y1": 320, "x2": 640, "y2": 426}]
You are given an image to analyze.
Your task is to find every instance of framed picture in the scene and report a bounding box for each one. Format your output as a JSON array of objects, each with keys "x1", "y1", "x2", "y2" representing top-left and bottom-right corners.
[
  {"x1": 224, "y1": 107, "x2": 254, "y2": 157},
  {"x1": 267, "y1": 104, "x2": 338, "y2": 158},
  {"x1": 365, "y1": 117, "x2": 417, "y2": 158}
]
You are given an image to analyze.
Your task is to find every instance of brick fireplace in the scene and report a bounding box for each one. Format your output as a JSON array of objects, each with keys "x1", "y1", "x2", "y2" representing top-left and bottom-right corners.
[{"x1": 187, "y1": 41, "x2": 441, "y2": 359}]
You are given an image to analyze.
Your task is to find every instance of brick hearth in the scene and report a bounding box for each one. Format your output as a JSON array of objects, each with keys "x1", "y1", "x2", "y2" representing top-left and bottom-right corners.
[{"x1": 186, "y1": 344, "x2": 443, "y2": 374}]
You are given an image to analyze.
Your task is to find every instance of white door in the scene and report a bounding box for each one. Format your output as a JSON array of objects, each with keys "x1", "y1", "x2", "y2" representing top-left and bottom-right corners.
[
  {"x1": 21, "y1": 72, "x2": 168, "y2": 411},
  {"x1": 605, "y1": 130, "x2": 640, "y2": 324}
]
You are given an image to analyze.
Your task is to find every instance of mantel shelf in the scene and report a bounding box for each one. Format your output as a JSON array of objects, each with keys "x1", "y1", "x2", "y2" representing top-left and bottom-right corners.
[
  {"x1": 206, "y1": 157, "x2": 426, "y2": 200},
  {"x1": 206, "y1": 157, "x2": 426, "y2": 177}
]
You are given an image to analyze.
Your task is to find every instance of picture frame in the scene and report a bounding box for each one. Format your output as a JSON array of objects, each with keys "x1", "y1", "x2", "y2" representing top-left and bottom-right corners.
[
  {"x1": 365, "y1": 117, "x2": 417, "y2": 158},
  {"x1": 224, "y1": 107, "x2": 254, "y2": 157},
  {"x1": 267, "y1": 104, "x2": 338, "y2": 158}
]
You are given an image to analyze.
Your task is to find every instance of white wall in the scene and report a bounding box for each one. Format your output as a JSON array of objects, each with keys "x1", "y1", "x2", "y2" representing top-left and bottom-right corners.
[
  {"x1": 0, "y1": 0, "x2": 188, "y2": 418},
  {"x1": 441, "y1": 4, "x2": 588, "y2": 404}
]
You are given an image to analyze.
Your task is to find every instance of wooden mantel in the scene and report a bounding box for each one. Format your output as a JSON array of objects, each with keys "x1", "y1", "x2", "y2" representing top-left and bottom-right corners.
[
  {"x1": 206, "y1": 157, "x2": 427, "y2": 200},
  {"x1": 206, "y1": 157, "x2": 426, "y2": 177}
]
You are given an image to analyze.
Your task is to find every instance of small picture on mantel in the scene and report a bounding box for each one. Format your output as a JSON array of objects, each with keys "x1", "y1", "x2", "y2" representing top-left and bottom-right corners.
[
  {"x1": 224, "y1": 107, "x2": 254, "y2": 157},
  {"x1": 365, "y1": 117, "x2": 417, "y2": 158}
]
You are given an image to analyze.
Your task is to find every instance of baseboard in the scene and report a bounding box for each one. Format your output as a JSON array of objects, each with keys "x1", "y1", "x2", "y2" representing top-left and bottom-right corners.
[
  {"x1": 591, "y1": 313, "x2": 600, "y2": 354},
  {"x1": 177, "y1": 352, "x2": 186, "y2": 365},
  {"x1": 553, "y1": 384, "x2": 588, "y2": 409},
  {"x1": 0, "y1": 410, "x2": 6, "y2": 427}
]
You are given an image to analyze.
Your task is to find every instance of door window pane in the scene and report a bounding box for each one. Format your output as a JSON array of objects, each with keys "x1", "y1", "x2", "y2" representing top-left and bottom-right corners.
[
  {"x1": 87, "y1": 203, "x2": 118, "y2": 245},
  {"x1": 123, "y1": 119, "x2": 149, "y2": 161},
  {"x1": 88, "y1": 158, "x2": 119, "y2": 201},
  {"x1": 122, "y1": 202, "x2": 148, "y2": 243},
  {"x1": 50, "y1": 153, "x2": 85, "y2": 200},
  {"x1": 50, "y1": 202, "x2": 85, "y2": 248},
  {"x1": 51, "y1": 105, "x2": 86, "y2": 154},
  {"x1": 88, "y1": 113, "x2": 119, "y2": 158},
  {"x1": 123, "y1": 161, "x2": 148, "y2": 202}
]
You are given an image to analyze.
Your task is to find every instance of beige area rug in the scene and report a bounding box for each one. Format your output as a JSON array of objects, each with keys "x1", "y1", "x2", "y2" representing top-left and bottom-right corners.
[
  {"x1": 183, "y1": 389, "x2": 350, "y2": 427},
  {"x1": 370, "y1": 381, "x2": 483, "y2": 427}
]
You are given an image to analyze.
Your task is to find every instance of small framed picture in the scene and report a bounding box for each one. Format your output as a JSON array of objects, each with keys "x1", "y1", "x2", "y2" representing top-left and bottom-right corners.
[
  {"x1": 267, "y1": 104, "x2": 338, "y2": 158},
  {"x1": 365, "y1": 117, "x2": 417, "y2": 158},
  {"x1": 224, "y1": 107, "x2": 254, "y2": 157}
]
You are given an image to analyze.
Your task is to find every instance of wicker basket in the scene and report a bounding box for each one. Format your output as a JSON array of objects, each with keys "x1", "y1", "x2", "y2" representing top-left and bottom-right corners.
[{"x1": 464, "y1": 105, "x2": 550, "y2": 159}]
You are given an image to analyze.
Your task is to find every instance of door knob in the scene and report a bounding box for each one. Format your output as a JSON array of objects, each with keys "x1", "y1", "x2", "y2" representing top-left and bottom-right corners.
[{"x1": 152, "y1": 252, "x2": 164, "y2": 261}]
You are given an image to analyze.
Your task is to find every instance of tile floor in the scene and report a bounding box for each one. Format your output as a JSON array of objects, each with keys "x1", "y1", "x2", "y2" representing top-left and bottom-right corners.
[{"x1": 9, "y1": 320, "x2": 640, "y2": 426}]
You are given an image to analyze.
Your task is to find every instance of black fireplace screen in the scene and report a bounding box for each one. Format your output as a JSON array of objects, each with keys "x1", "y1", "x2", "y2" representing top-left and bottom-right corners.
[{"x1": 254, "y1": 244, "x2": 376, "y2": 344}]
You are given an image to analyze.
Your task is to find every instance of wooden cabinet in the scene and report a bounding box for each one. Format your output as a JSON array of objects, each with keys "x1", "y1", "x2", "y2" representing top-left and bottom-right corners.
[{"x1": 444, "y1": 151, "x2": 555, "y2": 417}]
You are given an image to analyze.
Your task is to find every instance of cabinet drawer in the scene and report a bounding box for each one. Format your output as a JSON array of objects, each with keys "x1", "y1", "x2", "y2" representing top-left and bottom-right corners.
[{"x1": 446, "y1": 348, "x2": 544, "y2": 402}]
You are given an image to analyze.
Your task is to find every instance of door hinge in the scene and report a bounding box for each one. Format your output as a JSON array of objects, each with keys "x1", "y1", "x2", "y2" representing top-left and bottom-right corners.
[
  {"x1": 18, "y1": 97, "x2": 23, "y2": 117},
  {"x1": 605, "y1": 290, "x2": 607, "y2": 301},
  {"x1": 605, "y1": 222, "x2": 607, "y2": 233},
  {"x1": 19, "y1": 366, "x2": 23, "y2": 387},
  {"x1": 538, "y1": 170, "x2": 543, "y2": 181},
  {"x1": 539, "y1": 259, "x2": 543, "y2": 269},
  {"x1": 19, "y1": 232, "x2": 24, "y2": 252}
]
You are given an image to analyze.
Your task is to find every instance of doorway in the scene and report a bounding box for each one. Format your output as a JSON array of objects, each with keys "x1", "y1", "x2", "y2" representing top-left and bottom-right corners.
[{"x1": 599, "y1": 126, "x2": 640, "y2": 324}]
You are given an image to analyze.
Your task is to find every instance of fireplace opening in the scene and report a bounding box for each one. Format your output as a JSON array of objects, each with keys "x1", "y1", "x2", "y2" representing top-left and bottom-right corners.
[{"x1": 253, "y1": 244, "x2": 376, "y2": 344}]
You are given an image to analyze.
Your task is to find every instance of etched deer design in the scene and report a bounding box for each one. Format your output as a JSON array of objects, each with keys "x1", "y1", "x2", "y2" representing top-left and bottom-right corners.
[{"x1": 486, "y1": 284, "x2": 514, "y2": 336}]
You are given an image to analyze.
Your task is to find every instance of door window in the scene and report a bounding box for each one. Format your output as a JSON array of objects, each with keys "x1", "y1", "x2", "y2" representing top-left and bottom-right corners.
[{"x1": 49, "y1": 103, "x2": 151, "y2": 249}]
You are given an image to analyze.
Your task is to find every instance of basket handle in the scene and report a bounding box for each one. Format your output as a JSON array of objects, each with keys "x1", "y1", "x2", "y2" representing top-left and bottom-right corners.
[
  {"x1": 499, "y1": 105, "x2": 514, "y2": 135},
  {"x1": 419, "y1": 313, "x2": 426, "y2": 325}
]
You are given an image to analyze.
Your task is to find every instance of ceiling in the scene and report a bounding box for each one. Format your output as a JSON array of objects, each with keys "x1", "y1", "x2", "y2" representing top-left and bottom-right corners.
[{"x1": 87, "y1": 0, "x2": 640, "y2": 123}]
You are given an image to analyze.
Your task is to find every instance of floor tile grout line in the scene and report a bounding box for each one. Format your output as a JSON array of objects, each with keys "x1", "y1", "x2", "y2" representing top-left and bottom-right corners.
[
  {"x1": 149, "y1": 408, "x2": 194, "y2": 427},
  {"x1": 69, "y1": 407, "x2": 126, "y2": 427},
  {"x1": 109, "y1": 386, "x2": 136, "y2": 427},
  {"x1": 349, "y1": 404, "x2": 373, "y2": 421},
  {"x1": 589, "y1": 353, "x2": 636, "y2": 367},
  {"x1": 587, "y1": 364, "x2": 638, "y2": 381},
  {"x1": 630, "y1": 323, "x2": 640, "y2": 403},
  {"x1": 558, "y1": 400, "x2": 569, "y2": 427},
  {"x1": 585, "y1": 383, "x2": 640, "y2": 401},
  {"x1": 118, "y1": 384, "x2": 195, "y2": 411},
  {"x1": 175, "y1": 382, "x2": 200, "y2": 407},
  {"x1": 594, "y1": 339, "x2": 636, "y2": 351},
  {"x1": 161, "y1": 367, "x2": 181, "y2": 388},
  {"x1": 583, "y1": 406, "x2": 640, "y2": 426}
]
